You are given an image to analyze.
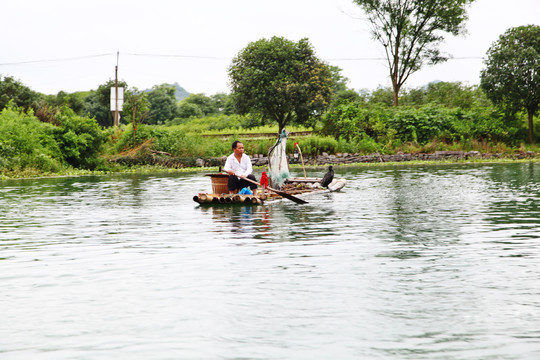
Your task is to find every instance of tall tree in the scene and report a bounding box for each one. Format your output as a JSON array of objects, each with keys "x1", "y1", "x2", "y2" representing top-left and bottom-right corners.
[
  {"x1": 177, "y1": 93, "x2": 233, "y2": 119},
  {"x1": 210, "y1": 93, "x2": 235, "y2": 115},
  {"x1": 146, "y1": 84, "x2": 178, "y2": 124},
  {"x1": 228, "y1": 36, "x2": 334, "y2": 133},
  {"x1": 353, "y1": 0, "x2": 475, "y2": 106},
  {"x1": 45, "y1": 91, "x2": 86, "y2": 114},
  {"x1": 0, "y1": 76, "x2": 41, "y2": 111},
  {"x1": 180, "y1": 94, "x2": 218, "y2": 116},
  {"x1": 123, "y1": 88, "x2": 150, "y2": 141},
  {"x1": 481, "y1": 25, "x2": 540, "y2": 144}
]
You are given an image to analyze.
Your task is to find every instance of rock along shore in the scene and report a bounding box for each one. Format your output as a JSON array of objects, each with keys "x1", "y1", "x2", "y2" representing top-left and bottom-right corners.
[
  {"x1": 111, "y1": 150, "x2": 539, "y2": 169},
  {"x1": 241, "y1": 150, "x2": 539, "y2": 167}
]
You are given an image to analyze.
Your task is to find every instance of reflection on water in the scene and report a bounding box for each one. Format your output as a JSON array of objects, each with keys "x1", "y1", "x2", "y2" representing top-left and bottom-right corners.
[
  {"x1": 1, "y1": 163, "x2": 539, "y2": 359},
  {"x1": 199, "y1": 194, "x2": 339, "y2": 242},
  {"x1": 201, "y1": 205, "x2": 265, "y2": 236}
]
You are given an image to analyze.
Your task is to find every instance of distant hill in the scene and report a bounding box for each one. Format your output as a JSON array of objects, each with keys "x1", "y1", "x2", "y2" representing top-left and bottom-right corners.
[
  {"x1": 170, "y1": 82, "x2": 190, "y2": 101},
  {"x1": 144, "y1": 82, "x2": 190, "y2": 101}
]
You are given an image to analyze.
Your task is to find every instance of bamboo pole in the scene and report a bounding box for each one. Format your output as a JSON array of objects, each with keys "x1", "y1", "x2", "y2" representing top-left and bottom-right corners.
[
  {"x1": 294, "y1": 142, "x2": 307, "y2": 178},
  {"x1": 239, "y1": 176, "x2": 308, "y2": 204}
]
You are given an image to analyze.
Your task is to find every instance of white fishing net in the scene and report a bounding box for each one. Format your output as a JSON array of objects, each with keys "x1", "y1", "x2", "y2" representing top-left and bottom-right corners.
[{"x1": 268, "y1": 129, "x2": 290, "y2": 187}]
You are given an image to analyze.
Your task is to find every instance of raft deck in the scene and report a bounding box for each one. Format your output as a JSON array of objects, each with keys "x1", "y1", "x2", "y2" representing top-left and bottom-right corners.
[{"x1": 193, "y1": 176, "x2": 346, "y2": 205}]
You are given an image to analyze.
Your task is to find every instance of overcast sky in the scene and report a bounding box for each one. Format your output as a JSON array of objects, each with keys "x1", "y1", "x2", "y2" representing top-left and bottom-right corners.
[{"x1": 1, "y1": 0, "x2": 539, "y2": 96}]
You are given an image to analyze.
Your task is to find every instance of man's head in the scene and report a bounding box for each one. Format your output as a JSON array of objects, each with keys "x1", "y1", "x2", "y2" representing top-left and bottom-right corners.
[{"x1": 232, "y1": 141, "x2": 244, "y2": 156}]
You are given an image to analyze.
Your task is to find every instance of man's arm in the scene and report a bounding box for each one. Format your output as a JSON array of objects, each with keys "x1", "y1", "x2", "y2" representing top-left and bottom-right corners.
[{"x1": 223, "y1": 155, "x2": 234, "y2": 175}]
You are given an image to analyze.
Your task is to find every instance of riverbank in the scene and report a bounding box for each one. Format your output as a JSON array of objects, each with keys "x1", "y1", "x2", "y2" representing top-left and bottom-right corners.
[
  {"x1": 109, "y1": 148, "x2": 540, "y2": 170},
  {"x1": 2, "y1": 151, "x2": 539, "y2": 181},
  {"x1": 226, "y1": 150, "x2": 538, "y2": 167},
  {"x1": 279, "y1": 150, "x2": 540, "y2": 166}
]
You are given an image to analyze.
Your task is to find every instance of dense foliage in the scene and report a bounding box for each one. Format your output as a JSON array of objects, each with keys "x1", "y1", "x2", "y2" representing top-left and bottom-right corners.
[
  {"x1": 123, "y1": 87, "x2": 150, "y2": 141},
  {"x1": 54, "y1": 108, "x2": 107, "y2": 168},
  {"x1": 320, "y1": 101, "x2": 519, "y2": 147},
  {"x1": 0, "y1": 73, "x2": 538, "y2": 178},
  {"x1": 481, "y1": 25, "x2": 540, "y2": 144},
  {"x1": 0, "y1": 105, "x2": 106, "y2": 176},
  {"x1": 0, "y1": 76, "x2": 41, "y2": 111},
  {"x1": 113, "y1": 124, "x2": 230, "y2": 158},
  {"x1": 146, "y1": 84, "x2": 178, "y2": 125},
  {"x1": 83, "y1": 79, "x2": 129, "y2": 127},
  {"x1": 0, "y1": 106, "x2": 62, "y2": 174}
]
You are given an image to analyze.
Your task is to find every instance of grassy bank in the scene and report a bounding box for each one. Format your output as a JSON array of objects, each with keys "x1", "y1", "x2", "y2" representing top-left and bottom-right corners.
[
  {"x1": 1, "y1": 105, "x2": 538, "y2": 180},
  {"x1": 2, "y1": 153, "x2": 538, "y2": 181}
]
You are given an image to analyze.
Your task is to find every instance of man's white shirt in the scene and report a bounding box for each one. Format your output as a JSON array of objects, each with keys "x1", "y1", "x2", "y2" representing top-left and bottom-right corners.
[{"x1": 223, "y1": 153, "x2": 252, "y2": 178}]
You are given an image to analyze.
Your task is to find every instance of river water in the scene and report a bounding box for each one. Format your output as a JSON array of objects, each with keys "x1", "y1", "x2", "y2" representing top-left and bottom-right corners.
[{"x1": 1, "y1": 162, "x2": 539, "y2": 359}]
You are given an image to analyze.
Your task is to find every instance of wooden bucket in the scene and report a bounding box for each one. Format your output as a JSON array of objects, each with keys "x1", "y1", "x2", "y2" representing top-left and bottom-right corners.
[{"x1": 205, "y1": 174, "x2": 229, "y2": 194}]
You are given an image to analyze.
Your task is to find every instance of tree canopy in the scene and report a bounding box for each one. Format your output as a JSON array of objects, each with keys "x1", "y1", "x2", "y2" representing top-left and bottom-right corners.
[
  {"x1": 123, "y1": 87, "x2": 150, "y2": 140},
  {"x1": 0, "y1": 76, "x2": 41, "y2": 111},
  {"x1": 353, "y1": 0, "x2": 475, "y2": 106},
  {"x1": 481, "y1": 25, "x2": 540, "y2": 144},
  {"x1": 83, "y1": 79, "x2": 128, "y2": 127},
  {"x1": 228, "y1": 36, "x2": 334, "y2": 133},
  {"x1": 146, "y1": 84, "x2": 178, "y2": 125}
]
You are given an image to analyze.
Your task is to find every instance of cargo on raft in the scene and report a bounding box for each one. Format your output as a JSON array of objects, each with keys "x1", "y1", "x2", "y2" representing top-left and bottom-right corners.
[
  {"x1": 193, "y1": 174, "x2": 347, "y2": 205},
  {"x1": 192, "y1": 129, "x2": 347, "y2": 206}
]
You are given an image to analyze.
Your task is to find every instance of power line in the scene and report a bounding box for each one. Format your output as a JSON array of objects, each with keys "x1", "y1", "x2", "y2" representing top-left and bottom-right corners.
[
  {"x1": 123, "y1": 52, "x2": 229, "y2": 60},
  {"x1": 0, "y1": 53, "x2": 115, "y2": 66},
  {"x1": 0, "y1": 52, "x2": 229, "y2": 67},
  {"x1": 0, "y1": 52, "x2": 485, "y2": 67},
  {"x1": 328, "y1": 56, "x2": 484, "y2": 61},
  {"x1": 328, "y1": 57, "x2": 385, "y2": 61},
  {"x1": 452, "y1": 56, "x2": 485, "y2": 60}
]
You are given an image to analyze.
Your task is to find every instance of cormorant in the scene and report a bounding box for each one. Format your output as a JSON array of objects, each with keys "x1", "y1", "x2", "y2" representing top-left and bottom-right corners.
[{"x1": 320, "y1": 166, "x2": 334, "y2": 188}]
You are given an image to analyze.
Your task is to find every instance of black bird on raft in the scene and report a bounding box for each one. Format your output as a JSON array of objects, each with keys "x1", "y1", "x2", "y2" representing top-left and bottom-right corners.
[{"x1": 320, "y1": 165, "x2": 334, "y2": 188}]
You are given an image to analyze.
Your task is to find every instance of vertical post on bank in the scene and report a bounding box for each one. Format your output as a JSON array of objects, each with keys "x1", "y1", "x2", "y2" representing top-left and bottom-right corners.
[{"x1": 114, "y1": 51, "x2": 119, "y2": 127}]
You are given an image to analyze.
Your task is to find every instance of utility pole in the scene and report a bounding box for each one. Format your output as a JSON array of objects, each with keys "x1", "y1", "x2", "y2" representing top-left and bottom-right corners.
[{"x1": 114, "y1": 51, "x2": 119, "y2": 127}]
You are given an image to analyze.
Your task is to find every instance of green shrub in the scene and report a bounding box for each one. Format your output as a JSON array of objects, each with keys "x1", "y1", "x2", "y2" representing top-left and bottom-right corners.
[
  {"x1": 321, "y1": 101, "x2": 388, "y2": 141},
  {"x1": 356, "y1": 135, "x2": 383, "y2": 154},
  {"x1": 0, "y1": 106, "x2": 63, "y2": 173},
  {"x1": 290, "y1": 136, "x2": 341, "y2": 155},
  {"x1": 55, "y1": 108, "x2": 107, "y2": 169},
  {"x1": 115, "y1": 124, "x2": 233, "y2": 157},
  {"x1": 321, "y1": 101, "x2": 524, "y2": 147},
  {"x1": 385, "y1": 105, "x2": 456, "y2": 143}
]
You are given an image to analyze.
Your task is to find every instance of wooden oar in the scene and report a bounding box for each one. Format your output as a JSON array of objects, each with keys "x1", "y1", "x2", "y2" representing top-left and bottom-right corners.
[{"x1": 239, "y1": 176, "x2": 308, "y2": 204}]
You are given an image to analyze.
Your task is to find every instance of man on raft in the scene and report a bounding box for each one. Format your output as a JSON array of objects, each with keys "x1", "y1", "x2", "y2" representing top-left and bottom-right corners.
[{"x1": 223, "y1": 140, "x2": 258, "y2": 195}]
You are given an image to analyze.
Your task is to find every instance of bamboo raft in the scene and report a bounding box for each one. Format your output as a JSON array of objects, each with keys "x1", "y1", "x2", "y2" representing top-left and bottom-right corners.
[{"x1": 193, "y1": 173, "x2": 346, "y2": 205}]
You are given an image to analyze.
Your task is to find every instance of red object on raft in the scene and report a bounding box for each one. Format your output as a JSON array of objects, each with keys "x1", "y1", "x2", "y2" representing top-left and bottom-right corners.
[{"x1": 260, "y1": 171, "x2": 269, "y2": 189}]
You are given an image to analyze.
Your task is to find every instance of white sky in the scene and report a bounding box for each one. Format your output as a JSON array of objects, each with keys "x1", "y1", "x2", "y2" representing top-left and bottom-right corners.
[{"x1": 1, "y1": 0, "x2": 539, "y2": 96}]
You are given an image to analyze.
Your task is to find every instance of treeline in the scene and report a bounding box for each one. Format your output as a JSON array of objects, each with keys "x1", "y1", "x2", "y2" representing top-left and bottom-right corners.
[
  {"x1": 321, "y1": 82, "x2": 533, "y2": 152},
  {"x1": 0, "y1": 75, "x2": 538, "y2": 177},
  {"x1": 0, "y1": 76, "x2": 232, "y2": 128}
]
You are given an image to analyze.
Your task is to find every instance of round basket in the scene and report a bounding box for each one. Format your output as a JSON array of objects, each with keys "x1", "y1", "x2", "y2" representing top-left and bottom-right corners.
[{"x1": 205, "y1": 174, "x2": 229, "y2": 194}]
